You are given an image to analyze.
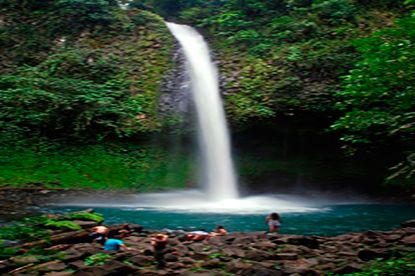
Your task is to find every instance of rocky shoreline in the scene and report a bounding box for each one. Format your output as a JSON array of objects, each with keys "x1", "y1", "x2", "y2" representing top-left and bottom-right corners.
[
  {"x1": 1, "y1": 188, "x2": 415, "y2": 275},
  {"x1": 0, "y1": 188, "x2": 137, "y2": 221},
  {"x1": 1, "y1": 207, "x2": 415, "y2": 275}
]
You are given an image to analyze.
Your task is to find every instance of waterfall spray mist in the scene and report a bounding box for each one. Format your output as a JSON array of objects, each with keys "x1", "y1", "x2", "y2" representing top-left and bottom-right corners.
[{"x1": 166, "y1": 22, "x2": 239, "y2": 200}]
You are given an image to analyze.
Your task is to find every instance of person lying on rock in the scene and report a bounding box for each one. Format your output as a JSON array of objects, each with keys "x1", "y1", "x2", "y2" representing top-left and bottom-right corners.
[
  {"x1": 185, "y1": 230, "x2": 210, "y2": 241},
  {"x1": 103, "y1": 235, "x2": 129, "y2": 251},
  {"x1": 89, "y1": 225, "x2": 109, "y2": 245},
  {"x1": 150, "y1": 233, "x2": 169, "y2": 269},
  {"x1": 210, "y1": 225, "x2": 228, "y2": 236}
]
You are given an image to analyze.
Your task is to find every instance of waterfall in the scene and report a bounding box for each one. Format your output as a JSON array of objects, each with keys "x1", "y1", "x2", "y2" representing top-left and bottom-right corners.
[{"x1": 166, "y1": 22, "x2": 239, "y2": 200}]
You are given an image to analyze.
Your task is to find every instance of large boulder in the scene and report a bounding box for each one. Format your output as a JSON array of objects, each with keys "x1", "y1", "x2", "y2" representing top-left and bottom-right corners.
[
  {"x1": 401, "y1": 234, "x2": 415, "y2": 246},
  {"x1": 401, "y1": 220, "x2": 415, "y2": 228}
]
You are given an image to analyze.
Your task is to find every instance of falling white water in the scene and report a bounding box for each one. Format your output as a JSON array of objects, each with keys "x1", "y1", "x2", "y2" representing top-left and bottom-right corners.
[{"x1": 166, "y1": 22, "x2": 238, "y2": 200}]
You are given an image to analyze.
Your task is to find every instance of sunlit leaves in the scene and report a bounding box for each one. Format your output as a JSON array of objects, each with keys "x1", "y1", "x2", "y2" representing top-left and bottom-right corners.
[{"x1": 331, "y1": 16, "x2": 415, "y2": 181}]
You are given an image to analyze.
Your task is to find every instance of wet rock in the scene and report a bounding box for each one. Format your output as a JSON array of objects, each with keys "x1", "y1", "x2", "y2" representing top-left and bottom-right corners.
[
  {"x1": 401, "y1": 220, "x2": 415, "y2": 228},
  {"x1": 71, "y1": 243, "x2": 101, "y2": 256},
  {"x1": 62, "y1": 249, "x2": 87, "y2": 262},
  {"x1": 358, "y1": 249, "x2": 388, "y2": 261},
  {"x1": 280, "y1": 259, "x2": 314, "y2": 275},
  {"x1": 181, "y1": 257, "x2": 195, "y2": 265},
  {"x1": 190, "y1": 252, "x2": 210, "y2": 261},
  {"x1": 68, "y1": 260, "x2": 89, "y2": 270},
  {"x1": 236, "y1": 266, "x2": 282, "y2": 276},
  {"x1": 402, "y1": 227, "x2": 415, "y2": 235},
  {"x1": 188, "y1": 243, "x2": 206, "y2": 252},
  {"x1": 253, "y1": 241, "x2": 278, "y2": 250},
  {"x1": 32, "y1": 260, "x2": 67, "y2": 272},
  {"x1": 287, "y1": 236, "x2": 319, "y2": 249},
  {"x1": 382, "y1": 234, "x2": 402, "y2": 242},
  {"x1": 174, "y1": 244, "x2": 190, "y2": 256},
  {"x1": 169, "y1": 262, "x2": 186, "y2": 270},
  {"x1": 333, "y1": 263, "x2": 362, "y2": 274},
  {"x1": 10, "y1": 255, "x2": 40, "y2": 265},
  {"x1": 73, "y1": 220, "x2": 98, "y2": 229},
  {"x1": 101, "y1": 260, "x2": 136, "y2": 275},
  {"x1": 127, "y1": 223, "x2": 143, "y2": 233},
  {"x1": 245, "y1": 249, "x2": 273, "y2": 261},
  {"x1": 44, "y1": 272, "x2": 74, "y2": 276},
  {"x1": 201, "y1": 258, "x2": 222, "y2": 269},
  {"x1": 164, "y1": 253, "x2": 179, "y2": 262},
  {"x1": 226, "y1": 259, "x2": 252, "y2": 273},
  {"x1": 222, "y1": 246, "x2": 246, "y2": 258},
  {"x1": 338, "y1": 251, "x2": 357, "y2": 257},
  {"x1": 129, "y1": 255, "x2": 153, "y2": 266},
  {"x1": 73, "y1": 266, "x2": 107, "y2": 276},
  {"x1": 275, "y1": 253, "x2": 298, "y2": 260},
  {"x1": 0, "y1": 259, "x2": 18, "y2": 275},
  {"x1": 401, "y1": 234, "x2": 415, "y2": 246},
  {"x1": 138, "y1": 269, "x2": 168, "y2": 276},
  {"x1": 361, "y1": 237, "x2": 379, "y2": 245}
]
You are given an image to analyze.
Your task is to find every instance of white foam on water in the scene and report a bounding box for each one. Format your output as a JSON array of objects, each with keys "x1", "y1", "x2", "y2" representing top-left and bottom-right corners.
[{"x1": 51, "y1": 189, "x2": 333, "y2": 214}]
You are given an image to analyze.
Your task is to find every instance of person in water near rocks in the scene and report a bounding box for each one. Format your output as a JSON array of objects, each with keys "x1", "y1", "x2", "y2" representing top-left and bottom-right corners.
[
  {"x1": 103, "y1": 235, "x2": 128, "y2": 251},
  {"x1": 89, "y1": 225, "x2": 109, "y2": 245},
  {"x1": 266, "y1": 212, "x2": 281, "y2": 233},
  {"x1": 210, "y1": 225, "x2": 228, "y2": 236},
  {"x1": 150, "y1": 233, "x2": 169, "y2": 269}
]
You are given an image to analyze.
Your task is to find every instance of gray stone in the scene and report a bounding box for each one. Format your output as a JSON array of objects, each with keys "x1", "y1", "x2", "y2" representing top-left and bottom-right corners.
[
  {"x1": 68, "y1": 260, "x2": 89, "y2": 270},
  {"x1": 73, "y1": 266, "x2": 107, "y2": 276},
  {"x1": 33, "y1": 261, "x2": 67, "y2": 272},
  {"x1": 129, "y1": 255, "x2": 153, "y2": 266},
  {"x1": 226, "y1": 259, "x2": 252, "y2": 273},
  {"x1": 358, "y1": 249, "x2": 388, "y2": 261},
  {"x1": 201, "y1": 258, "x2": 222, "y2": 268},
  {"x1": 245, "y1": 249, "x2": 273, "y2": 261},
  {"x1": 164, "y1": 253, "x2": 179, "y2": 262},
  {"x1": 401, "y1": 220, "x2": 415, "y2": 228},
  {"x1": 10, "y1": 255, "x2": 40, "y2": 265},
  {"x1": 101, "y1": 260, "x2": 136, "y2": 275},
  {"x1": 401, "y1": 234, "x2": 415, "y2": 246},
  {"x1": 275, "y1": 253, "x2": 298, "y2": 260},
  {"x1": 72, "y1": 220, "x2": 98, "y2": 229},
  {"x1": 333, "y1": 264, "x2": 362, "y2": 274},
  {"x1": 222, "y1": 247, "x2": 246, "y2": 258}
]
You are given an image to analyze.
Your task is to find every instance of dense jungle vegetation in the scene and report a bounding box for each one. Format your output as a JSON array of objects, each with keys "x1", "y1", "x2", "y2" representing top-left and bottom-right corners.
[{"x1": 0, "y1": 0, "x2": 414, "y2": 194}]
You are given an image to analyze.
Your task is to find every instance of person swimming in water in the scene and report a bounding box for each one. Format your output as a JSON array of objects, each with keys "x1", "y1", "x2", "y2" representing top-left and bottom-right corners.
[{"x1": 266, "y1": 212, "x2": 281, "y2": 233}]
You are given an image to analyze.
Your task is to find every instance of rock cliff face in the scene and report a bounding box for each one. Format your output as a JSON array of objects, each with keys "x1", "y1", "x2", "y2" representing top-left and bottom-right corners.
[{"x1": 1, "y1": 208, "x2": 414, "y2": 275}]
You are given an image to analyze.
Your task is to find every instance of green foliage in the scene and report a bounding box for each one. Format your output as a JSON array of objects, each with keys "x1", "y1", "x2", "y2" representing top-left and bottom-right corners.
[
  {"x1": 84, "y1": 252, "x2": 114, "y2": 266},
  {"x1": 44, "y1": 220, "x2": 82, "y2": 231},
  {"x1": 339, "y1": 253, "x2": 415, "y2": 276},
  {"x1": 331, "y1": 16, "x2": 415, "y2": 181},
  {"x1": 55, "y1": 0, "x2": 117, "y2": 27},
  {"x1": 0, "y1": 142, "x2": 192, "y2": 191},
  {"x1": 1, "y1": 1, "x2": 174, "y2": 142},
  {"x1": 311, "y1": 0, "x2": 357, "y2": 25},
  {"x1": 65, "y1": 212, "x2": 104, "y2": 223},
  {"x1": 0, "y1": 216, "x2": 52, "y2": 242},
  {"x1": 0, "y1": 247, "x2": 19, "y2": 259},
  {"x1": 0, "y1": 67, "x2": 137, "y2": 139},
  {"x1": 224, "y1": 57, "x2": 276, "y2": 122},
  {"x1": 209, "y1": 252, "x2": 225, "y2": 259}
]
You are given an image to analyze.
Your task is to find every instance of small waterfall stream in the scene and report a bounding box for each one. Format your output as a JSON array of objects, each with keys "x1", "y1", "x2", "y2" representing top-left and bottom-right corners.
[{"x1": 166, "y1": 22, "x2": 238, "y2": 200}]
